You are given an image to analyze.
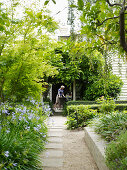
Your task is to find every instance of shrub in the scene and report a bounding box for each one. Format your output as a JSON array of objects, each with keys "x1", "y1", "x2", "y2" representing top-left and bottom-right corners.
[
  {"x1": 65, "y1": 105, "x2": 97, "y2": 129},
  {"x1": 0, "y1": 100, "x2": 49, "y2": 169},
  {"x1": 83, "y1": 74, "x2": 123, "y2": 100},
  {"x1": 97, "y1": 97, "x2": 116, "y2": 114},
  {"x1": 63, "y1": 101, "x2": 99, "y2": 116},
  {"x1": 105, "y1": 131, "x2": 127, "y2": 170},
  {"x1": 89, "y1": 112, "x2": 127, "y2": 142},
  {"x1": 67, "y1": 101, "x2": 96, "y2": 106}
]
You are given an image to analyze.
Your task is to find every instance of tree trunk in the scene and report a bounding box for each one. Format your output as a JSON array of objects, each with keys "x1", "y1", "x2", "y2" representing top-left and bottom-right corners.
[{"x1": 119, "y1": 9, "x2": 127, "y2": 52}]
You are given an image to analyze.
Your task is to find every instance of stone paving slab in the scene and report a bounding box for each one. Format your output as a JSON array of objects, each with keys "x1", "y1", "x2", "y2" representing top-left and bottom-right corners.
[
  {"x1": 48, "y1": 126, "x2": 64, "y2": 129},
  {"x1": 48, "y1": 137, "x2": 63, "y2": 143},
  {"x1": 47, "y1": 116, "x2": 67, "y2": 127},
  {"x1": 41, "y1": 150, "x2": 63, "y2": 158},
  {"x1": 48, "y1": 131, "x2": 63, "y2": 137},
  {"x1": 41, "y1": 116, "x2": 67, "y2": 169},
  {"x1": 48, "y1": 127, "x2": 63, "y2": 129},
  {"x1": 49, "y1": 128, "x2": 63, "y2": 132},
  {"x1": 46, "y1": 143, "x2": 63, "y2": 149},
  {"x1": 42, "y1": 158, "x2": 63, "y2": 167}
]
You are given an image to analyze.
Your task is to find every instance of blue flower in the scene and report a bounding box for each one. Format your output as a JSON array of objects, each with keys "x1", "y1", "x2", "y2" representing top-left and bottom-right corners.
[
  {"x1": 34, "y1": 127, "x2": 39, "y2": 131},
  {"x1": 6, "y1": 130, "x2": 10, "y2": 133},
  {"x1": 13, "y1": 163, "x2": 17, "y2": 167},
  {"x1": 4, "y1": 151, "x2": 9, "y2": 157},
  {"x1": 43, "y1": 135, "x2": 46, "y2": 138}
]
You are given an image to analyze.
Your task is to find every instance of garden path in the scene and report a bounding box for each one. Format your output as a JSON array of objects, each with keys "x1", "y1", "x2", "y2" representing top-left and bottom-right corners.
[{"x1": 40, "y1": 115, "x2": 99, "y2": 170}]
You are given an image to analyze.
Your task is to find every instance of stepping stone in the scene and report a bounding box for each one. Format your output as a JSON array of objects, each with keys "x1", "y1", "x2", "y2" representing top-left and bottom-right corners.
[
  {"x1": 49, "y1": 128, "x2": 63, "y2": 132},
  {"x1": 48, "y1": 126, "x2": 64, "y2": 129},
  {"x1": 41, "y1": 150, "x2": 63, "y2": 158},
  {"x1": 42, "y1": 158, "x2": 63, "y2": 167},
  {"x1": 48, "y1": 127, "x2": 63, "y2": 129},
  {"x1": 41, "y1": 116, "x2": 67, "y2": 169},
  {"x1": 48, "y1": 131, "x2": 63, "y2": 137},
  {"x1": 48, "y1": 137, "x2": 62, "y2": 143},
  {"x1": 46, "y1": 143, "x2": 63, "y2": 149}
]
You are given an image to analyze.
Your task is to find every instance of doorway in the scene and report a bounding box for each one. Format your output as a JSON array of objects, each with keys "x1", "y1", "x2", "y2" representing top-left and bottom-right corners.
[{"x1": 52, "y1": 83, "x2": 69, "y2": 104}]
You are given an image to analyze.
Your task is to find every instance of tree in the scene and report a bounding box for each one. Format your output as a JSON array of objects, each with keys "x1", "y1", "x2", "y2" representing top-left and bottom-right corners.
[
  {"x1": 45, "y1": 0, "x2": 127, "y2": 53},
  {"x1": 48, "y1": 39, "x2": 123, "y2": 100},
  {"x1": 0, "y1": 2, "x2": 58, "y2": 102},
  {"x1": 106, "y1": 0, "x2": 127, "y2": 53},
  {"x1": 79, "y1": 0, "x2": 127, "y2": 54}
]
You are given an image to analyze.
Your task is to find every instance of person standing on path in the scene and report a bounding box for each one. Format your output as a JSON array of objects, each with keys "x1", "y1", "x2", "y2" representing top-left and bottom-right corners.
[{"x1": 54, "y1": 85, "x2": 65, "y2": 109}]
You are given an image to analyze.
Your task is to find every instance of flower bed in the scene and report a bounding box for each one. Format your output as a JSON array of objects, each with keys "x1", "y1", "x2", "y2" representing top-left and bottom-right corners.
[
  {"x1": 89, "y1": 112, "x2": 127, "y2": 170},
  {"x1": 0, "y1": 99, "x2": 52, "y2": 169}
]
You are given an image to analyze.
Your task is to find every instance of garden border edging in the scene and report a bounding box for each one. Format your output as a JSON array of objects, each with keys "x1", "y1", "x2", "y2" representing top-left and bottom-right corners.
[{"x1": 84, "y1": 127, "x2": 109, "y2": 170}]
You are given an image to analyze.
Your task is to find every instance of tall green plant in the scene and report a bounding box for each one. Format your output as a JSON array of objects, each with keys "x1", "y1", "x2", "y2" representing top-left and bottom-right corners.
[
  {"x1": 0, "y1": 3, "x2": 58, "y2": 102},
  {"x1": 84, "y1": 74, "x2": 123, "y2": 100}
]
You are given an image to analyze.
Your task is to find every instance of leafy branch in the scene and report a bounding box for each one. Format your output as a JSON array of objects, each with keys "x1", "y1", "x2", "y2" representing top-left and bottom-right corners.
[
  {"x1": 105, "y1": 0, "x2": 127, "y2": 52},
  {"x1": 106, "y1": 0, "x2": 122, "y2": 7},
  {"x1": 96, "y1": 15, "x2": 120, "y2": 27}
]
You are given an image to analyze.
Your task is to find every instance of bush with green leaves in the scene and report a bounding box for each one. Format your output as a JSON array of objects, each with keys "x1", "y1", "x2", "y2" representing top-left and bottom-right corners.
[
  {"x1": 0, "y1": 99, "x2": 50, "y2": 169},
  {"x1": 84, "y1": 74, "x2": 123, "y2": 100},
  {"x1": 0, "y1": 3, "x2": 58, "y2": 102},
  {"x1": 96, "y1": 97, "x2": 116, "y2": 114},
  {"x1": 66, "y1": 105, "x2": 97, "y2": 129},
  {"x1": 105, "y1": 131, "x2": 127, "y2": 170},
  {"x1": 89, "y1": 112, "x2": 127, "y2": 142}
]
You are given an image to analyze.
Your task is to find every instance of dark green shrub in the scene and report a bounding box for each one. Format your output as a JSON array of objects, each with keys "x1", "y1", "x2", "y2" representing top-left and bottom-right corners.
[
  {"x1": 90, "y1": 112, "x2": 127, "y2": 142},
  {"x1": 64, "y1": 100, "x2": 127, "y2": 116},
  {"x1": 67, "y1": 101, "x2": 96, "y2": 106},
  {"x1": 105, "y1": 131, "x2": 127, "y2": 170},
  {"x1": 115, "y1": 103, "x2": 127, "y2": 111},
  {"x1": 84, "y1": 74, "x2": 123, "y2": 100},
  {"x1": 65, "y1": 105, "x2": 97, "y2": 129},
  {"x1": 63, "y1": 101, "x2": 99, "y2": 116}
]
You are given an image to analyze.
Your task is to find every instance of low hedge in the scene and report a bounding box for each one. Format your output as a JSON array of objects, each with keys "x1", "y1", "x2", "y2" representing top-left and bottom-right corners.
[
  {"x1": 63, "y1": 101, "x2": 127, "y2": 115},
  {"x1": 63, "y1": 101, "x2": 98, "y2": 116},
  {"x1": 65, "y1": 105, "x2": 98, "y2": 129},
  {"x1": 67, "y1": 101, "x2": 97, "y2": 105},
  {"x1": 66, "y1": 100, "x2": 127, "y2": 106},
  {"x1": 115, "y1": 103, "x2": 127, "y2": 111}
]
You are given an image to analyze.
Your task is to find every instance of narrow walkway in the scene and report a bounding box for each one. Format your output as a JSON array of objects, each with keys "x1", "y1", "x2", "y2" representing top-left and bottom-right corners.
[{"x1": 40, "y1": 115, "x2": 99, "y2": 170}]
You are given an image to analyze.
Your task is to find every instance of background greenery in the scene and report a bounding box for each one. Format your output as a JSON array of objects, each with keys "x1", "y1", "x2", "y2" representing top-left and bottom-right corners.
[
  {"x1": 1, "y1": 0, "x2": 127, "y2": 169},
  {"x1": 49, "y1": 40, "x2": 123, "y2": 100},
  {"x1": 0, "y1": 2, "x2": 58, "y2": 102}
]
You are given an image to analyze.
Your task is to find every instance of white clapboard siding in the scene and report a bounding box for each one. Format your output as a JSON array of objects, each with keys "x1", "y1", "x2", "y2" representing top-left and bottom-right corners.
[{"x1": 112, "y1": 56, "x2": 127, "y2": 100}]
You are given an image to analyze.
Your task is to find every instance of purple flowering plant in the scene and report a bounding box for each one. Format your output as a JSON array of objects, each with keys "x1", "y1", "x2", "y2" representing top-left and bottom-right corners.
[{"x1": 0, "y1": 98, "x2": 50, "y2": 169}]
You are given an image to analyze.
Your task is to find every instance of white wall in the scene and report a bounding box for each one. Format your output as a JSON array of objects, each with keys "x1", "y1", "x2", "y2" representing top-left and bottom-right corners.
[{"x1": 112, "y1": 55, "x2": 127, "y2": 100}]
